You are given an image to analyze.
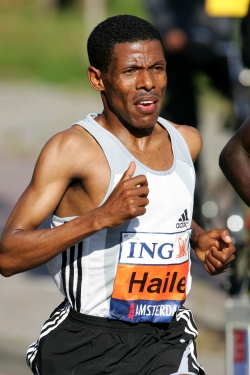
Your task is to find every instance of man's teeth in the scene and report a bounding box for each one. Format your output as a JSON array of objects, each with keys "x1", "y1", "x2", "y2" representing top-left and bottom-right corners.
[{"x1": 140, "y1": 101, "x2": 154, "y2": 104}]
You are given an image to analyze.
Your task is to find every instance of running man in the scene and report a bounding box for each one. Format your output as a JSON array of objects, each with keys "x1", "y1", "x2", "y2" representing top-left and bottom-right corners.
[{"x1": 0, "y1": 15, "x2": 235, "y2": 375}]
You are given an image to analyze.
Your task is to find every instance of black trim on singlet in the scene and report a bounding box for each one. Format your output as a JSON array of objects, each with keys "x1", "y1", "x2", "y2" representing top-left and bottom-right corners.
[
  {"x1": 76, "y1": 241, "x2": 83, "y2": 312},
  {"x1": 61, "y1": 242, "x2": 84, "y2": 312},
  {"x1": 69, "y1": 245, "x2": 76, "y2": 308},
  {"x1": 61, "y1": 250, "x2": 67, "y2": 298}
]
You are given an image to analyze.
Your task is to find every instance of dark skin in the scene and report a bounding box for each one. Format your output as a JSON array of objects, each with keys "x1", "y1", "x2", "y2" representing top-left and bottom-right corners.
[
  {"x1": 0, "y1": 40, "x2": 235, "y2": 279},
  {"x1": 220, "y1": 117, "x2": 250, "y2": 207}
]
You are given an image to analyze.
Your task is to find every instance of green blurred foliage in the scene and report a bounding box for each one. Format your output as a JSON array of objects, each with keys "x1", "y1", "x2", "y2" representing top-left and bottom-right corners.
[
  {"x1": 107, "y1": 0, "x2": 148, "y2": 18},
  {"x1": 0, "y1": 0, "x2": 149, "y2": 86}
]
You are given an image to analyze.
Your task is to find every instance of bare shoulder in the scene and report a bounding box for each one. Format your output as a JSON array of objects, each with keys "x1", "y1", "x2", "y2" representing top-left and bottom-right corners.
[
  {"x1": 170, "y1": 121, "x2": 202, "y2": 161},
  {"x1": 42, "y1": 124, "x2": 95, "y2": 155},
  {"x1": 32, "y1": 125, "x2": 98, "y2": 183}
]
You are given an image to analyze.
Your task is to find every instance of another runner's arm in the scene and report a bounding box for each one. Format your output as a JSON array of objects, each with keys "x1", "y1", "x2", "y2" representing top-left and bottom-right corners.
[
  {"x1": 0, "y1": 131, "x2": 149, "y2": 277},
  {"x1": 219, "y1": 117, "x2": 250, "y2": 207}
]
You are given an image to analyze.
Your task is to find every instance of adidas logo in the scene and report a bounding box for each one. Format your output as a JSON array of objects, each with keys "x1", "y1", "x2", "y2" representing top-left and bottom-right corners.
[{"x1": 176, "y1": 209, "x2": 189, "y2": 229}]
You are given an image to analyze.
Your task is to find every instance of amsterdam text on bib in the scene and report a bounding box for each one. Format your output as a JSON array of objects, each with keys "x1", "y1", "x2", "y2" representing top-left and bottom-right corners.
[{"x1": 109, "y1": 229, "x2": 192, "y2": 323}]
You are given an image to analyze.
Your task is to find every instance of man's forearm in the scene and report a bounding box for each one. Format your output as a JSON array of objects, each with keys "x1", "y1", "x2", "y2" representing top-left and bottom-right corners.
[
  {"x1": 190, "y1": 220, "x2": 205, "y2": 251},
  {"x1": 0, "y1": 208, "x2": 104, "y2": 277}
]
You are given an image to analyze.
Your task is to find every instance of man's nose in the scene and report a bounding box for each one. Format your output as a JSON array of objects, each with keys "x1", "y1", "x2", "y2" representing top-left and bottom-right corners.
[{"x1": 136, "y1": 68, "x2": 155, "y2": 90}]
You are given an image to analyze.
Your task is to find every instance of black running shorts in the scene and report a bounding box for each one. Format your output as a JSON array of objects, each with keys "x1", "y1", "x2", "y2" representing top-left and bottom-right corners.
[{"x1": 27, "y1": 300, "x2": 205, "y2": 375}]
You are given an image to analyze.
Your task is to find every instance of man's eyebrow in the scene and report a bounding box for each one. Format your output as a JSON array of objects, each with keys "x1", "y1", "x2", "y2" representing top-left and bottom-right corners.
[
  {"x1": 150, "y1": 60, "x2": 166, "y2": 66},
  {"x1": 122, "y1": 60, "x2": 166, "y2": 68}
]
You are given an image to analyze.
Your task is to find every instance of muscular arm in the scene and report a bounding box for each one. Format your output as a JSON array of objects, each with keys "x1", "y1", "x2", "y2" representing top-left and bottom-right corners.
[
  {"x1": 219, "y1": 117, "x2": 250, "y2": 207},
  {"x1": 0, "y1": 131, "x2": 149, "y2": 277}
]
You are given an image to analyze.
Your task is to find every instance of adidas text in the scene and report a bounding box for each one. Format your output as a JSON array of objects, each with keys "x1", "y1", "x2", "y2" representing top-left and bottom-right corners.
[{"x1": 176, "y1": 222, "x2": 188, "y2": 228}]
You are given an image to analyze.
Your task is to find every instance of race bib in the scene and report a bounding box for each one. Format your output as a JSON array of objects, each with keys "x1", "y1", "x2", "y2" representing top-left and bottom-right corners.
[{"x1": 109, "y1": 230, "x2": 192, "y2": 323}]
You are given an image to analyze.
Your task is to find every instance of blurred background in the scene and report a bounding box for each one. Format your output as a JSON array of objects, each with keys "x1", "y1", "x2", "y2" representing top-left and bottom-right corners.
[{"x1": 1, "y1": 1, "x2": 250, "y2": 374}]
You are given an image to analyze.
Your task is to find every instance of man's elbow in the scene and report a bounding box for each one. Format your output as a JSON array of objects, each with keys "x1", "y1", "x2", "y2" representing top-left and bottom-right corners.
[
  {"x1": 0, "y1": 262, "x2": 15, "y2": 277},
  {"x1": 0, "y1": 269, "x2": 14, "y2": 278},
  {"x1": 0, "y1": 255, "x2": 16, "y2": 277},
  {"x1": 0, "y1": 240, "x2": 17, "y2": 277}
]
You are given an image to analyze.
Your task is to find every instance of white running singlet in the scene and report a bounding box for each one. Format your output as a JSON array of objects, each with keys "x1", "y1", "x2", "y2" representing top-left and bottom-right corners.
[{"x1": 46, "y1": 114, "x2": 195, "y2": 323}]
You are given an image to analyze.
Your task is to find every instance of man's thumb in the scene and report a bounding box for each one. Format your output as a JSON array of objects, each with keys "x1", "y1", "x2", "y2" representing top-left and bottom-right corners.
[
  {"x1": 221, "y1": 230, "x2": 232, "y2": 243},
  {"x1": 121, "y1": 161, "x2": 136, "y2": 181}
]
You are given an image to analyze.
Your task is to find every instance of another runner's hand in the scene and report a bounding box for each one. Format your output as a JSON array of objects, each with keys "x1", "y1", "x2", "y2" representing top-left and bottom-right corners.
[
  {"x1": 99, "y1": 161, "x2": 149, "y2": 228},
  {"x1": 194, "y1": 229, "x2": 235, "y2": 276}
]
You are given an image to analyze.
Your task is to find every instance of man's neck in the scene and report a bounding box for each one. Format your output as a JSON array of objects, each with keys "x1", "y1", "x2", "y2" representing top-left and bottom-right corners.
[{"x1": 94, "y1": 113, "x2": 173, "y2": 171}]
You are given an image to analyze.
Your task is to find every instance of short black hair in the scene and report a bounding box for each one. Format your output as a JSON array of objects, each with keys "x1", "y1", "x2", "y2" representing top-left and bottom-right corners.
[{"x1": 87, "y1": 15, "x2": 163, "y2": 73}]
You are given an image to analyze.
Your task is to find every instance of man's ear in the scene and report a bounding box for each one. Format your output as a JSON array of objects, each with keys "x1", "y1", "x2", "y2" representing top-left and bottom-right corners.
[{"x1": 88, "y1": 66, "x2": 105, "y2": 92}]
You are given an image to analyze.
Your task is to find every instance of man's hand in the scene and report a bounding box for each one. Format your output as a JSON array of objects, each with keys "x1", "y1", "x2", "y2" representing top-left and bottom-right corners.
[
  {"x1": 192, "y1": 229, "x2": 235, "y2": 276},
  {"x1": 98, "y1": 162, "x2": 149, "y2": 228}
]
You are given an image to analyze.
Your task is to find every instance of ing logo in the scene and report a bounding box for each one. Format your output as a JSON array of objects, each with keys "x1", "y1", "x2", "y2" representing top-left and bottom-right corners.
[{"x1": 176, "y1": 238, "x2": 187, "y2": 258}]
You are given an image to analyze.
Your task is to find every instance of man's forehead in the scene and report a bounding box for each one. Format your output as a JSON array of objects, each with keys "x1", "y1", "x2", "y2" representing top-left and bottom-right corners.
[{"x1": 111, "y1": 40, "x2": 165, "y2": 65}]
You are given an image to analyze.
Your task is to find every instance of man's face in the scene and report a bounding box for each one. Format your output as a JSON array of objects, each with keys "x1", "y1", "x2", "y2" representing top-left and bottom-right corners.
[{"x1": 101, "y1": 40, "x2": 167, "y2": 130}]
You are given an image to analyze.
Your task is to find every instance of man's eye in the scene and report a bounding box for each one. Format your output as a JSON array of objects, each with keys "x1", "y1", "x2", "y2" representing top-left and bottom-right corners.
[
  {"x1": 153, "y1": 66, "x2": 164, "y2": 71},
  {"x1": 124, "y1": 68, "x2": 136, "y2": 74}
]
